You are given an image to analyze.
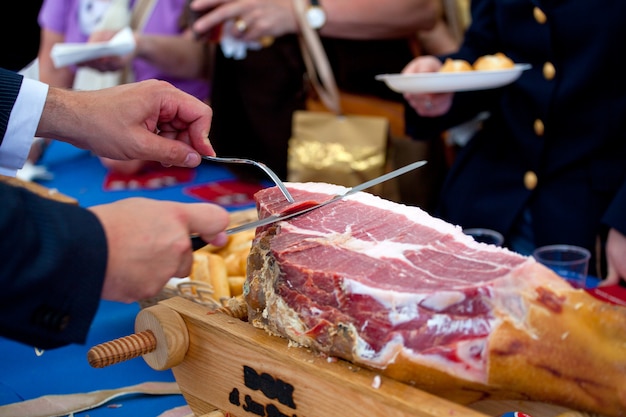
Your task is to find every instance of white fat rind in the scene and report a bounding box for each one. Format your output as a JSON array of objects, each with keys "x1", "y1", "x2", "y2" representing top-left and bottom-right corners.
[
  {"x1": 286, "y1": 182, "x2": 522, "y2": 258},
  {"x1": 288, "y1": 182, "x2": 466, "y2": 238},
  {"x1": 421, "y1": 291, "x2": 468, "y2": 311},
  {"x1": 344, "y1": 277, "x2": 428, "y2": 318}
]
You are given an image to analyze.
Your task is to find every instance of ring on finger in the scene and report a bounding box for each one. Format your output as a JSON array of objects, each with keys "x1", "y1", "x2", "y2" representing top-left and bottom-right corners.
[
  {"x1": 259, "y1": 35, "x2": 275, "y2": 48},
  {"x1": 234, "y1": 18, "x2": 248, "y2": 33}
]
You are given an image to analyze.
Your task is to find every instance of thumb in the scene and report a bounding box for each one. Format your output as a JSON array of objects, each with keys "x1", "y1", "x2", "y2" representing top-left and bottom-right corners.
[{"x1": 185, "y1": 203, "x2": 231, "y2": 244}]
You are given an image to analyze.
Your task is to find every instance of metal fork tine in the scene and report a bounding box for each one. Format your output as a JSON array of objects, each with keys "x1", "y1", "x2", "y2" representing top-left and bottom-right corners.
[{"x1": 201, "y1": 155, "x2": 295, "y2": 203}]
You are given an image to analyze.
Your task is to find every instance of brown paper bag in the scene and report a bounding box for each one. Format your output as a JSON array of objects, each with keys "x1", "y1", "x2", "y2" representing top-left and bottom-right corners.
[
  {"x1": 288, "y1": 0, "x2": 390, "y2": 195},
  {"x1": 288, "y1": 110, "x2": 389, "y2": 192}
]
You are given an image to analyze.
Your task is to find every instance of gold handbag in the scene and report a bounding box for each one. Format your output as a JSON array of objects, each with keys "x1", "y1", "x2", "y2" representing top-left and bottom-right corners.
[{"x1": 287, "y1": 0, "x2": 390, "y2": 195}]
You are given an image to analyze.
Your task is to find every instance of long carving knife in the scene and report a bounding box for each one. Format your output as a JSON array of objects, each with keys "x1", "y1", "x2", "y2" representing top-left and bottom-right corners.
[{"x1": 191, "y1": 160, "x2": 427, "y2": 249}]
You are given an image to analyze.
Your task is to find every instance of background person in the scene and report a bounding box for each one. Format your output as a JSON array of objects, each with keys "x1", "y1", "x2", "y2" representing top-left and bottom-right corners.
[
  {"x1": 32, "y1": 0, "x2": 212, "y2": 175},
  {"x1": 401, "y1": 0, "x2": 626, "y2": 282},
  {"x1": 187, "y1": 0, "x2": 439, "y2": 182}
]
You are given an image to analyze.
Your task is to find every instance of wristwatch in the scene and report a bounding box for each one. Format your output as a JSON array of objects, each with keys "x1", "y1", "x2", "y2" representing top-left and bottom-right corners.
[{"x1": 306, "y1": 0, "x2": 327, "y2": 30}]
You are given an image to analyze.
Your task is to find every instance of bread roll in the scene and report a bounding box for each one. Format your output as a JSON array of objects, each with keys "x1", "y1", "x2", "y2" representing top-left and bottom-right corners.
[
  {"x1": 473, "y1": 53, "x2": 515, "y2": 71},
  {"x1": 439, "y1": 58, "x2": 473, "y2": 72}
]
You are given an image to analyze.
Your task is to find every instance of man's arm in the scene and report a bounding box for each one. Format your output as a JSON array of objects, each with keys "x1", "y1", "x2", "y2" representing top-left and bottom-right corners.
[{"x1": 0, "y1": 182, "x2": 107, "y2": 349}]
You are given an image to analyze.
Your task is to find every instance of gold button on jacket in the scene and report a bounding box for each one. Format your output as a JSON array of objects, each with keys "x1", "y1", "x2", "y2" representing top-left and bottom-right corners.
[
  {"x1": 524, "y1": 171, "x2": 538, "y2": 190},
  {"x1": 533, "y1": 7, "x2": 547, "y2": 24},
  {"x1": 534, "y1": 119, "x2": 545, "y2": 136},
  {"x1": 543, "y1": 62, "x2": 555, "y2": 80}
]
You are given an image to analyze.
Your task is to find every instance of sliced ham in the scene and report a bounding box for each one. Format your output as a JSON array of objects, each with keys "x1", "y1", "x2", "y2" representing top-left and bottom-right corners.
[{"x1": 245, "y1": 182, "x2": 626, "y2": 417}]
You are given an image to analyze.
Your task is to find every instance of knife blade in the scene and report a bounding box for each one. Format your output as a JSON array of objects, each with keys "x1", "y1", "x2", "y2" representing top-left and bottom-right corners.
[
  {"x1": 191, "y1": 160, "x2": 427, "y2": 249},
  {"x1": 227, "y1": 159, "x2": 427, "y2": 234}
]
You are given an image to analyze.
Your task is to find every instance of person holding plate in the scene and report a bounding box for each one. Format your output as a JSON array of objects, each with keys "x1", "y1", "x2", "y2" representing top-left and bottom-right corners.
[
  {"x1": 187, "y1": 0, "x2": 441, "y2": 183},
  {"x1": 401, "y1": 0, "x2": 626, "y2": 284}
]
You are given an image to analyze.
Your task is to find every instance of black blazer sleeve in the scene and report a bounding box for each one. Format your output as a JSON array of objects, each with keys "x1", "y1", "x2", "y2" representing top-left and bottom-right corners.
[
  {"x1": 0, "y1": 68, "x2": 23, "y2": 145},
  {"x1": 0, "y1": 182, "x2": 108, "y2": 349}
]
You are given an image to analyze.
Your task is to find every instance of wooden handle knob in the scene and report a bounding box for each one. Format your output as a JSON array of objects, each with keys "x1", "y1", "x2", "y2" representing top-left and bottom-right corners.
[
  {"x1": 87, "y1": 303, "x2": 189, "y2": 371},
  {"x1": 88, "y1": 330, "x2": 157, "y2": 368}
]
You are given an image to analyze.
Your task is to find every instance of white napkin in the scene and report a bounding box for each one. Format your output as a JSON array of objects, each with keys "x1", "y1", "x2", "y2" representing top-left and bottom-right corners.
[
  {"x1": 16, "y1": 161, "x2": 54, "y2": 182},
  {"x1": 51, "y1": 27, "x2": 136, "y2": 68},
  {"x1": 220, "y1": 20, "x2": 262, "y2": 60}
]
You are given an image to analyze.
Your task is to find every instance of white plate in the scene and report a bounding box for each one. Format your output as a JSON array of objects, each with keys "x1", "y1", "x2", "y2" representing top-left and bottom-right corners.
[{"x1": 376, "y1": 64, "x2": 531, "y2": 94}]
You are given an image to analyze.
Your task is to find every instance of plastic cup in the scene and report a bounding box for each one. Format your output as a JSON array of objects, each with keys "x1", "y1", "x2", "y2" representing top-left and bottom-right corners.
[
  {"x1": 532, "y1": 244, "x2": 590, "y2": 289},
  {"x1": 463, "y1": 228, "x2": 504, "y2": 246}
]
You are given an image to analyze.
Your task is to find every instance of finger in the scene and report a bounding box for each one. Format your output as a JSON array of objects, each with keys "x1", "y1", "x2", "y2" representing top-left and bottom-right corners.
[
  {"x1": 208, "y1": 231, "x2": 229, "y2": 248},
  {"x1": 423, "y1": 96, "x2": 435, "y2": 111},
  {"x1": 189, "y1": 0, "x2": 222, "y2": 12},
  {"x1": 172, "y1": 251, "x2": 195, "y2": 280},
  {"x1": 602, "y1": 262, "x2": 620, "y2": 286},
  {"x1": 133, "y1": 128, "x2": 200, "y2": 166},
  {"x1": 191, "y1": 1, "x2": 236, "y2": 38},
  {"x1": 149, "y1": 92, "x2": 214, "y2": 163},
  {"x1": 402, "y1": 56, "x2": 442, "y2": 74},
  {"x1": 166, "y1": 96, "x2": 214, "y2": 155},
  {"x1": 186, "y1": 203, "x2": 231, "y2": 242}
]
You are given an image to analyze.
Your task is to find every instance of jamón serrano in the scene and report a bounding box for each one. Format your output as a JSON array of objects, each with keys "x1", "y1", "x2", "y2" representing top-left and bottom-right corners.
[{"x1": 245, "y1": 183, "x2": 626, "y2": 417}]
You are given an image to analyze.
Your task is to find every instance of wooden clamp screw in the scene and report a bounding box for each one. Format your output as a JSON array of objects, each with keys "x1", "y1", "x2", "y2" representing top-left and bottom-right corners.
[{"x1": 87, "y1": 304, "x2": 189, "y2": 371}]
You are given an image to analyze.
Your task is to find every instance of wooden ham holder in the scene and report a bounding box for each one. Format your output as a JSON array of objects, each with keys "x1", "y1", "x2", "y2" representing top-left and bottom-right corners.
[{"x1": 88, "y1": 297, "x2": 590, "y2": 417}]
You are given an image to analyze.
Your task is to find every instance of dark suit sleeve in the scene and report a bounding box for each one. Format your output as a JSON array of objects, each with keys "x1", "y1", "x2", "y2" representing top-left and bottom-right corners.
[
  {"x1": 0, "y1": 182, "x2": 108, "y2": 349},
  {"x1": 0, "y1": 68, "x2": 23, "y2": 145}
]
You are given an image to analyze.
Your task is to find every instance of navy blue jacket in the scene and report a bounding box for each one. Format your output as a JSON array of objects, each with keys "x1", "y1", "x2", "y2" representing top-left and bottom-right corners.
[
  {"x1": 0, "y1": 68, "x2": 107, "y2": 349},
  {"x1": 406, "y1": 0, "x2": 626, "y2": 276}
]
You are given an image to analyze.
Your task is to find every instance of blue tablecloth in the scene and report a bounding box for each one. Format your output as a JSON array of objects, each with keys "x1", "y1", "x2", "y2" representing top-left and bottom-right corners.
[
  {"x1": 0, "y1": 301, "x2": 186, "y2": 416},
  {"x1": 33, "y1": 141, "x2": 244, "y2": 207},
  {"x1": 0, "y1": 142, "x2": 255, "y2": 415}
]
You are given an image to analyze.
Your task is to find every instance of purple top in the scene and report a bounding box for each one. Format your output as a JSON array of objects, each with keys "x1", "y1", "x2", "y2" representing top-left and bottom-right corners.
[{"x1": 38, "y1": 0, "x2": 209, "y2": 101}]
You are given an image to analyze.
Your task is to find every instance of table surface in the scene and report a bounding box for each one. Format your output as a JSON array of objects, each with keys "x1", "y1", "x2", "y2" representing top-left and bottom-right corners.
[{"x1": 0, "y1": 142, "x2": 254, "y2": 415}]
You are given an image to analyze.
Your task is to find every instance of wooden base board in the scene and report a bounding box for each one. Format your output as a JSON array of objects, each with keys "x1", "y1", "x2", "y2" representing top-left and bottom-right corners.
[{"x1": 155, "y1": 297, "x2": 589, "y2": 417}]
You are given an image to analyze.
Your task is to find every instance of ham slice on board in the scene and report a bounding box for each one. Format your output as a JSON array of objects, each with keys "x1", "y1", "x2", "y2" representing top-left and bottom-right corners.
[{"x1": 245, "y1": 182, "x2": 626, "y2": 417}]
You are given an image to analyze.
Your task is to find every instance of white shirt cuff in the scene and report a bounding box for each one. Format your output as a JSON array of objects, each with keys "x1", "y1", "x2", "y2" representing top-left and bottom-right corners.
[{"x1": 0, "y1": 77, "x2": 49, "y2": 176}]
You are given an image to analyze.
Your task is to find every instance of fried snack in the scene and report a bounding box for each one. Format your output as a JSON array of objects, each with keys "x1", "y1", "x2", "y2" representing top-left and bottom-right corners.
[
  {"x1": 206, "y1": 253, "x2": 230, "y2": 302},
  {"x1": 218, "y1": 229, "x2": 255, "y2": 276},
  {"x1": 191, "y1": 252, "x2": 211, "y2": 283},
  {"x1": 222, "y1": 250, "x2": 248, "y2": 276},
  {"x1": 473, "y1": 53, "x2": 515, "y2": 71},
  {"x1": 439, "y1": 58, "x2": 473, "y2": 72},
  {"x1": 193, "y1": 229, "x2": 255, "y2": 255},
  {"x1": 228, "y1": 276, "x2": 247, "y2": 297},
  {"x1": 186, "y1": 209, "x2": 256, "y2": 302},
  {"x1": 220, "y1": 229, "x2": 256, "y2": 254},
  {"x1": 191, "y1": 252, "x2": 231, "y2": 303}
]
